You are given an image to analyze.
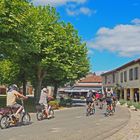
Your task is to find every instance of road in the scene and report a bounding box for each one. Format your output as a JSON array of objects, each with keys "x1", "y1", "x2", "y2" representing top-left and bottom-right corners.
[{"x1": 0, "y1": 105, "x2": 130, "y2": 140}]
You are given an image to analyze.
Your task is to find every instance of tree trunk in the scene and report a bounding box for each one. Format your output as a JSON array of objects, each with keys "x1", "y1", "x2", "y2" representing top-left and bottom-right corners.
[
  {"x1": 34, "y1": 67, "x2": 47, "y2": 104},
  {"x1": 21, "y1": 70, "x2": 26, "y2": 96},
  {"x1": 22, "y1": 79, "x2": 27, "y2": 96},
  {"x1": 35, "y1": 79, "x2": 42, "y2": 104}
]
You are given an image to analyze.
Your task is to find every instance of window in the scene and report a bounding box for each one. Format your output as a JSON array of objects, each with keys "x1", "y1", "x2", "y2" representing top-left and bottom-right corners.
[
  {"x1": 120, "y1": 72, "x2": 123, "y2": 83},
  {"x1": 129, "y1": 68, "x2": 133, "y2": 81},
  {"x1": 105, "y1": 76, "x2": 107, "y2": 84},
  {"x1": 134, "y1": 67, "x2": 139, "y2": 80},
  {"x1": 124, "y1": 71, "x2": 127, "y2": 82},
  {"x1": 113, "y1": 73, "x2": 115, "y2": 83}
]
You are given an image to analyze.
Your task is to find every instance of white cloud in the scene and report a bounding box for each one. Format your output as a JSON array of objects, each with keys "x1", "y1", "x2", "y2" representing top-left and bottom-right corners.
[
  {"x1": 32, "y1": 0, "x2": 87, "y2": 6},
  {"x1": 66, "y1": 7, "x2": 95, "y2": 16},
  {"x1": 31, "y1": 0, "x2": 94, "y2": 17},
  {"x1": 87, "y1": 19, "x2": 140, "y2": 57},
  {"x1": 131, "y1": 18, "x2": 140, "y2": 25},
  {"x1": 94, "y1": 71, "x2": 107, "y2": 75}
]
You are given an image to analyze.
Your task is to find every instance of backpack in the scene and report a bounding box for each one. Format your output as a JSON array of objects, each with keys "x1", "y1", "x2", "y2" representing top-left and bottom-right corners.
[{"x1": 106, "y1": 91, "x2": 112, "y2": 98}]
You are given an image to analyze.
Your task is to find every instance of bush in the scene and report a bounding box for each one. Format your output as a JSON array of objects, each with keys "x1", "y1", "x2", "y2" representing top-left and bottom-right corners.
[
  {"x1": 49, "y1": 100, "x2": 59, "y2": 109},
  {"x1": 80, "y1": 96, "x2": 85, "y2": 100},
  {"x1": 132, "y1": 102, "x2": 140, "y2": 109},
  {"x1": 119, "y1": 99, "x2": 140, "y2": 110},
  {"x1": 119, "y1": 99, "x2": 126, "y2": 105},
  {"x1": 59, "y1": 98, "x2": 72, "y2": 107},
  {"x1": 127, "y1": 101, "x2": 132, "y2": 108}
]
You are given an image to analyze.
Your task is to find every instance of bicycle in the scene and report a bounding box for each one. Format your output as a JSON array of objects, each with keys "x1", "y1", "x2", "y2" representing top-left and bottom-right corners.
[
  {"x1": 0, "y1": 98, "x2": 31, "y2": 129},
  {"x1": 86, "y1": 102, "x2": 95, "y2": 116},
  {"x1": 104, "y1": 104, "x2": 114, "y2": 117},
  {"x1": 36, "y1": 104, "x2": 54, "y2": 121},
  {"x1": 112, "y1": 99, "x2": 116, "y2": 112}
]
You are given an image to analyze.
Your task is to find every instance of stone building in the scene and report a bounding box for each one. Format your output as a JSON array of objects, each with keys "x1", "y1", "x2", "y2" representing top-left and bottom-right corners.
[
  {"x1": 58, "y1": 73, "x2": 102, "y2": 98},
  {"x1": 101, "y1": 58, "x2": 140, "y2": 102}
]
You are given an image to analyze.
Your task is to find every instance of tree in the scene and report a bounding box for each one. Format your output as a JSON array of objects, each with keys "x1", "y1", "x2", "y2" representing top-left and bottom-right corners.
[
  {"x1": 0, "y1": 1, "x2": 90, "y2": 101},
  {"x1": 42, "y1": 23, "x2": 90, "y2": 98},
  {"x1": 0, "y1": 60, "x2": 20, "y2": 85}
]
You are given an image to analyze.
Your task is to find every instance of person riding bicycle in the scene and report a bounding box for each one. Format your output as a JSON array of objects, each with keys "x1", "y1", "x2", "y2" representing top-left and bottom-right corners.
[
  {"x1": 106, "y1": 89, "x2": 113, "y2": 110},
  {"x1": 112, "y1": 92, "x2": 117, "y2": 109},
  {"x1": 112, "y1": 92, "x2": 117, "y2": 102},
  {"x1": 39, "y1": 87, "x2": 53, "y2": 118},
  {"x1": 86, "y1": 90, "x2": 95, "y2": 109},
  {"x1": 6, "y1": 84, "x2": 28, "y2": 117}
]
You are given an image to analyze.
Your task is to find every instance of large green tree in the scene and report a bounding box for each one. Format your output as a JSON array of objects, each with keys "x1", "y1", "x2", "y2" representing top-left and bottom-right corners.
[{"x1": 0, "y1": 0, "x2": 90, "y2": 101}]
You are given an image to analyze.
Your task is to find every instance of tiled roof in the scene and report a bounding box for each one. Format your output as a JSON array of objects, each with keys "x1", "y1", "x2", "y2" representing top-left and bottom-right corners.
[
  {"x1": 78, "y1": 74, "x2": 102, "y2": 83},
  {"x1": 75, "y1": 84, "x2": 102, "y2": 87}
]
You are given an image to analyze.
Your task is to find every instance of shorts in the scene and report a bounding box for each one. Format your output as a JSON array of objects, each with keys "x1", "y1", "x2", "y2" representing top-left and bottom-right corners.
[
  {"x1": 86, "y1": 98, "x2": 93, "y2": 105},
  {"x1": 106, "y1": 98, "x2": 112, "y2": 105},
  {"x1": 11, "y1": 103, "x2": 22, "y2": 109},
  {"x1": 40, "y1": 103, "x2": 48, "y2": 108}
]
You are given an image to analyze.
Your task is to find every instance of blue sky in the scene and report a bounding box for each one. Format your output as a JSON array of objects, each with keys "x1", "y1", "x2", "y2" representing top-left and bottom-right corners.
[{"x1": 31, "y1": 0, "x2": 140, "y2": 75}]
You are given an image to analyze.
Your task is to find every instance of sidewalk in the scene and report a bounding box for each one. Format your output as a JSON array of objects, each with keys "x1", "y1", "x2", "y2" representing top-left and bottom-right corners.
[{"x1": 106, "y1": 105, "x2": 140, "y2": 140}]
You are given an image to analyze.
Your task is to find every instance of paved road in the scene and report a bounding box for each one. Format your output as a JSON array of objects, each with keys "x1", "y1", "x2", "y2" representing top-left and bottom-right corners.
[{"x1": 0, "y1": 105, "x2": 130, "y2": 140}]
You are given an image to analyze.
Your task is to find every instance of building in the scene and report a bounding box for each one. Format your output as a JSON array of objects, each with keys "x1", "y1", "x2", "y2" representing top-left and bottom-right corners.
[
  {"x1": 101, "y1": 58, "x2": 140, "y2": 102},
  {"x1": 58, "y1": 73, "x2": 102, "y2": 98},
  {"x1": 0, "y1": 85, "x2": 6, "y2": 94}
]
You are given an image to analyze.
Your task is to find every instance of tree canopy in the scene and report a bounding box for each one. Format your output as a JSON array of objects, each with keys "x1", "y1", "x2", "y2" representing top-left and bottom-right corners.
[{"x1": 0, "y1": 0, "x2": 90, "y2": 100}]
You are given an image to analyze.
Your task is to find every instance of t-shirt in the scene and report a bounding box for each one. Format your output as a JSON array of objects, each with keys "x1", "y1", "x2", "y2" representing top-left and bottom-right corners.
[
  {"x1": 86, "y1": 92, "x2": 93, "y2": 98},
  {"x1": 39, "y1": 90, "x2": 48, "y2": 104},
  {"x1": 106, "y1": 91, "x2": 112, "y2": 98},
  {"x1": 7, "y1": 90, "x2": 16, "y2": 106}
]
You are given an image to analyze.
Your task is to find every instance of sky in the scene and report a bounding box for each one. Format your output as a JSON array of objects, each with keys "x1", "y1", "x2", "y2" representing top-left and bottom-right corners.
[{"x1": 31, "y1": 0, "x2": 140, "y2": 75}]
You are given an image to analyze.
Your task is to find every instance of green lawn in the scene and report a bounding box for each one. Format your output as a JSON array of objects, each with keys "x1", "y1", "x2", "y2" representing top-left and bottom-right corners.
[{"x1": 0, "y1": 96, "x2": 36, "y2": 112}]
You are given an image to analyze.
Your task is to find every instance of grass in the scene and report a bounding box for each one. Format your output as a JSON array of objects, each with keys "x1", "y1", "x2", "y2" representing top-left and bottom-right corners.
[
  {"x1": 119, "y1": 99, "x2": 140, "y2": 109},
  {"x1": 119, "y1": 99, "x2": 126, "y2": 105}
]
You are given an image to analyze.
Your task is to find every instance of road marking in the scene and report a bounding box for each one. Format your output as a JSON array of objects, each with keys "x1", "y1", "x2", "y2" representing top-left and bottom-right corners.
[
  {"x1": 50, "y1": 128, "x2": 61, "y2": 133},
  {"x1": 76, "y1": 116, "x2": 82, "y2": 118}
]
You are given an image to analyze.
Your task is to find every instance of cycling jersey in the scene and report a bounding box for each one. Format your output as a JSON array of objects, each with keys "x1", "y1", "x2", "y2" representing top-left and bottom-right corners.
[{"x1": 86, "y1": 91, "x2": 95, "y2": 105}]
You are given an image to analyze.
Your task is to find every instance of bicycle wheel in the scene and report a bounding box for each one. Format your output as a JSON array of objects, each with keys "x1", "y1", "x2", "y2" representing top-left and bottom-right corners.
[
  {"x1": 36, "y1": 111, "x2": 44, "y2": 121},
  {"x1": 22, "y1": 113, "x2": 31, "y2": 125},
  {"x1": 91, "y1": 107, "x2": 95, "y2": 115},
  {"x1": 86, "y1": 107, "x2": 90, "y2": 116},
  {"x1": 49, "y1": 109, "x2": 54, "y2": 118},
  {"x1": 0, "y1": 115, "x2": 10, "y2": 129},
  {"x1": 112, "y1": 105, "x2": 115, "y2": 112}
]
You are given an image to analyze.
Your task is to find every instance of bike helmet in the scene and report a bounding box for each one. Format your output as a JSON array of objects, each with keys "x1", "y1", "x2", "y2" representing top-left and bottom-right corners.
[
  {"x1": 12, "y1": 84, "x2": 18, "y2": 91},
  {"x1": 42, "y1": 88, "x2": 48, "y2": 92}
]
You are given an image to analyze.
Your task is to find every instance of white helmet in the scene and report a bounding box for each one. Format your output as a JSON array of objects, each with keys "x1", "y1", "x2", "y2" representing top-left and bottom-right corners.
[
  {"x1": 42, "y1": 88, "x2": 47, "y2": 92},
  {"x1": 12, "y1": 84, "x2": 18, "y2": 90}
]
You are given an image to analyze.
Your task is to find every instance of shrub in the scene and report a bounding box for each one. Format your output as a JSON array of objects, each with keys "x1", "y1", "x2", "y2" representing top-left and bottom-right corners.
[
  {"x1": 127, "y1": 101, "x2": 132, "y2": 108},
  {"x1": 132, "y1": 102, "x2": 140, "y2": 109},
  {"x1": 80, "y1": 96, "x2": 85, "y2": 100},
  {"x1": 59, "y1": 98, "x2": 72, "y2": 107},
  {"x1": 119, "y1": 99, "x2": 126, "y2": 105},
  {"x1": 49, "y1": 100, "x2": 59, "y2": 109}
]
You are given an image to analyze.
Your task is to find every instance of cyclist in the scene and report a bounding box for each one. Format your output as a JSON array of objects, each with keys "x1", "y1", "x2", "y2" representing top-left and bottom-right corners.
[
  {"x1": 7, "y1": 84, "x2": 28, "y2": 117},
  {"x1": 39, "y1": 87, "x2": 53, "y2": 118},
  {"x1": 112, "y1": 92, "x2": 117, "y2": 111},
  {"x1": 106, "y1": 89, "x2": 113, "y2": 111},
  {"x1": 86, "y1": 90, "x2": 95, "y2": 110},
  {"x1": 99, "y1": 93, "x2": 104, "y2": 109}
]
